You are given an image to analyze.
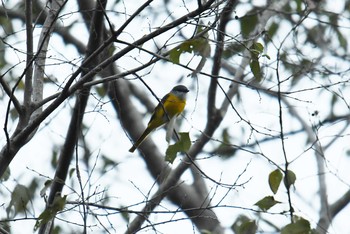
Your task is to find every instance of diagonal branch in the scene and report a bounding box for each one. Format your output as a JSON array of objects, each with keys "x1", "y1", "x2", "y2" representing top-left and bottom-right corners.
[{"x1": 317, "y1": 190, "x2": 350, "y2": 233}]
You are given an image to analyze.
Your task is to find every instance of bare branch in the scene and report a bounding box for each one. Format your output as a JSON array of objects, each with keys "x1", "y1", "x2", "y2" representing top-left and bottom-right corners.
[
  {"x1": 0, "y1": 4, "x2": 86, "y2": 53},
  {"x1": 0, "y1": 0, "x2": 217, "y2": 178},
  {"x1": 208, "y1": 0, "x2": 237, "y2": 118},
  {"x1": 317, "y1": 190, "x2": 350, "y2": 233},
  {"x1": 23, "y1": 0, "x2": 33, "y2": 108},
  {"x1": 40, "y1": 1, "x2": 108, "y2": 233},
  {"x1": 0, "y1": 0, "x2": 67, "y2": 176}
]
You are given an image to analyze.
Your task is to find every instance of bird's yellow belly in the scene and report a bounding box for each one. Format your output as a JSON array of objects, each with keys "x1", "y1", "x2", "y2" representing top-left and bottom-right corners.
[{"x1": 164, "y1": 97, "x2": 186, "y2": 118}]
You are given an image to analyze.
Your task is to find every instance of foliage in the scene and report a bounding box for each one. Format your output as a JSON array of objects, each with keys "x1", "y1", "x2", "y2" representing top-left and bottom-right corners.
[
  {"x1": 1, "y1": 0, "x2": 350, "y2": 233},
  {"x1": 165, "y1": 132, "x2": 191, "y2": 163}
]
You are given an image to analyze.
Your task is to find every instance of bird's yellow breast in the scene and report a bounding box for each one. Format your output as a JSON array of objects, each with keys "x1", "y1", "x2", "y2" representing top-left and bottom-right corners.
[
  {"x1": 147, "y1": 93, "x2": 186, "y2": 130},
  {"x1": 163, "y1": 93, "x2": 186, "y2": 117}
]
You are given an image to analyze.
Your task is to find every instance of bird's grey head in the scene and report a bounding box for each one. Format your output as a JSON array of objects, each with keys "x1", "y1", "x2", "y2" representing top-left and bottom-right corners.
[{"x1": 171, "y1": 85, "x2": 189, "y2": 99}]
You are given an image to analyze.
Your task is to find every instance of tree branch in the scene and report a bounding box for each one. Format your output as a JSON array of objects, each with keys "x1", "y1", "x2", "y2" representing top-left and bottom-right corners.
[
  {"x1": 0, "y1": 0, "x2": 67, "y2": 176},
  {"x1": 0, "y1": 4, "x2": 86, "y2": 54},
  {"x1": 39, "y1": 1, "x2": 107, "y2": 233},
  {"x1": 0, "y1": 0, "x2": 218, "y2": 178},
  {"x1": 207, "y1": 0, "x2": 237, "y2": 118},
  {"x1": 317, "y1": 190, "x2": 350, "y2": 233},
  {"x1": 108, "y1": 79, "x2": 224, "y2": 234},
  {"x1": 23, "y1": 0, "x2": 33, "y2": 109}
]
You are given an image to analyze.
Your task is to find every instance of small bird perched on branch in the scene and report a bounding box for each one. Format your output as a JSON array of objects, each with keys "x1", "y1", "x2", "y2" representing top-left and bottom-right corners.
[{"x1": 129, "y1": 85, "x2": 189, "y2": 153}]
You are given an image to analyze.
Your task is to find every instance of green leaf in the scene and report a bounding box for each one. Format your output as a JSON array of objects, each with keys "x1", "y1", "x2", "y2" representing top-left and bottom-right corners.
[
  {"x1": 51, "y1": 148, "x2": 59, "y2": 168},
  {"x1": 240, "y1": 13, "x2": 258, "y2": 38},
  {"x1": 170, "y1": 40, "x2": 195, "y2": 64},
  {"x1": 168, "y1": 35, "x2": 210, "y2": 64},
  {"x1": 95, "y1": 85, "x2": 107, "y2": 97},
  {"x1": 165, "y1": 132, "x2": 191, "y2": 163},
  {"x1": 34, "y1": 208, "x2": 55, "y2": 231},
  {"x1": 0, "y1": 16, "x2": 14, "y2": 35},
  {"x1": 267, "y1": 22, "x2": 279, "y2": 39},
  {"x1": 254, "y1": 196, "x2": 280, "y2": 211},
  {"x1": 269, "y1": 169, "x2": 283, "y2": 194},
  {"x1": 120, "y1": 207, "x2": 130, "y2": 223},
  {"x1": 295, "y1": 0, "x2": 303, "y2": 12},
  {"x1": 284, "y1": 170, "x2": 296, "y2": 189},
  {"x1": 281, "y1": 217, "x2": 311, "y2": 234},
  {"x1": 336, "y1": 30, "x2": 347, "y2": 50},
  {"x1": 34, "y1": 193, "x2": 67, "y2": 231},
  {"x1": 223, "y1": 42, "x2": 245, "y2": 59},
  {"x1": 212, "y1": 128, "x2": 236, "y2": 158},
  {"x1": 192, "y1": 24, "x2": 210, "y2": 57},
  {"x1": 248, "y1": 42, "x2": 265, "y2": 81},
  {"x1": 169, "y1": 47, "x2": 183, "y2": 64},
  {"x1": 262, "y1": 54, "x2": 271, "y2": 60},
  {"x1": 250, "y1": 59, "x2": 262, "y2": 81},
  {"x1": 232, "y1": 215, "x2": 257, "y2": 234},
  {"x1": 6, "y1": 184, "x2": 31, "y2": 217},
  {"x1": 194, "y1": 38, "x2": 210, "y2": 58},
  {"x1": 251, "y1": 42, "x2": 264, "y2": 56},
  {"x1": 52, "y1": 193, "x2": 67, "y2": 213}
]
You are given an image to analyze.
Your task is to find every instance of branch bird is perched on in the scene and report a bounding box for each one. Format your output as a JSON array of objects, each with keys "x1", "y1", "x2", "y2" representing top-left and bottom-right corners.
[{"x1": 129, "y1": 85, "x2": 189, "y2": 153}]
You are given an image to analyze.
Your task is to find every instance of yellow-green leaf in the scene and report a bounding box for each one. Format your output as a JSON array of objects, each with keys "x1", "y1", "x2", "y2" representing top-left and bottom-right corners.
[
  {"x1": 168, "y1": 37, "x2": 210, "y2": 64},
  {"x1": 240, "y1": 13, "x2": 258, "y2": 38},
  {"x1": 34, "y1": 194, "x2": 67, "y2": 231},
  {"x1": 281, "y1": 217, "x2": 311, "y2": 234},
  {"x1": 223, "y1": 42, "x2": 245, "y2": 59},
  {"x1": 34, "y1": 208, "x2": 55, "y2": 231},
  {"x1": 6, "y1": 184, "x2": 30, "y2": 217},
  {"x1": 252, "y1": 42, "x2": 264, "y2": 55},
  {"x1": 336, "y1": 30, "x2": 347, "y2": 50},
  {"x1": 169, "y1": 47, "x2": 182, "y2": 64},
  {"x1": 95, "y1": 85, "x2": 107, "y2": 97},
  {"x1": 168, "y1": 40, "x2": 194, "y2": 64},
  {"x1": 284, "y1": 170, "x2": 296, "y2": 189},
  {"x1": 254, "y1": 196, "x2": 280, "y2": 211},
  {"x1": 120, "y1": 207, "x2": 130, "y2": 223},
  {"x1": 232, "y1": 215, "x2": 257, "y2": 234},
  {"x1": 267, "y1": 22, "x2": 279, "y2": 38},
  {"x1": 212, "y1": 128, "x2": 236, "y2": 158},
  {"x1": 269, "y1": 169, "x2": 283, "y2": 194},
  {"x1": 165, "y1": 132, "x2": 191, "y2": 163},
  {"x1": 250, "y1": 59, "x2": 262, "y2": 81}
]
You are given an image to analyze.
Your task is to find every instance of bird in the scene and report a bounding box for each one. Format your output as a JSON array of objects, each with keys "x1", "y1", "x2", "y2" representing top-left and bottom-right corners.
[{"x1": 129, "y1": 85, "x2": 189, "y2": 153}]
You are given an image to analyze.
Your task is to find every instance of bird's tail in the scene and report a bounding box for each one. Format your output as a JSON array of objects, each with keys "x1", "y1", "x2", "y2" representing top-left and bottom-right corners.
[{"x1": 129, "y1": 127, "x2": 153, "y2": 153}]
